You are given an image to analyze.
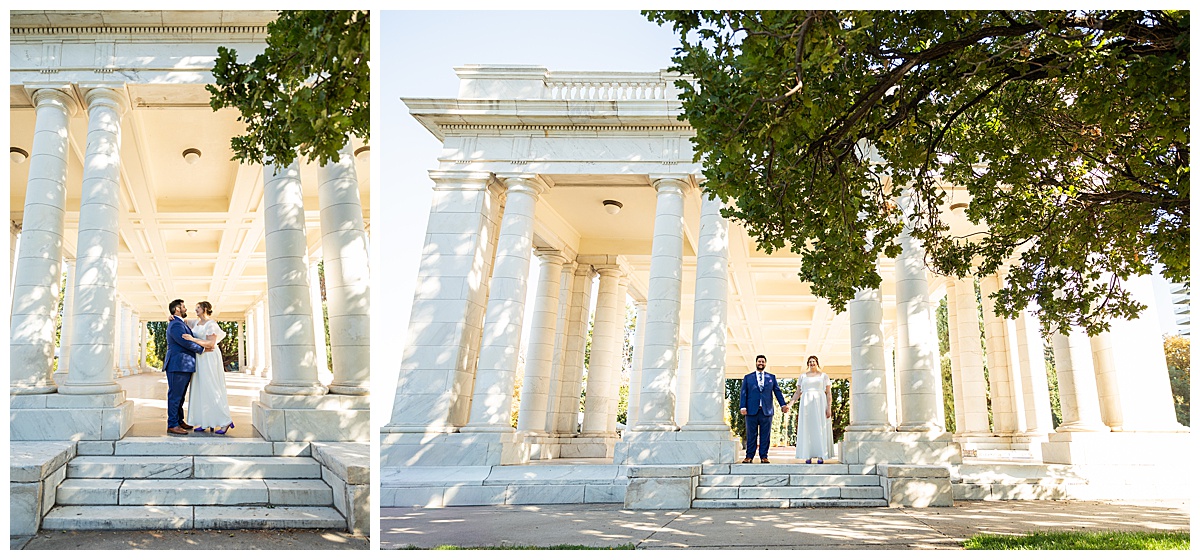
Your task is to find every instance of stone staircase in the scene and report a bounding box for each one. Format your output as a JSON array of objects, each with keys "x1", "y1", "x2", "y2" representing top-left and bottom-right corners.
[
  {"x1": 41, "y1": 437, "x2": 346, "y2": 530},
  {"x1": 693, "y1": 463, "x2": 888, "y2": 508}
]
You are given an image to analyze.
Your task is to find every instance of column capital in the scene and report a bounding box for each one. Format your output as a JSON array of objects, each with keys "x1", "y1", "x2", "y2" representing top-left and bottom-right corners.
[
  {"x1": 496, "y1": 174, "x2": 548, "y2": 198},
  {"x1": 533, "y1": 248, "x2": 567, "y2": 266},
  {"x1": 26, "y1": 85, "x2": 80, "y2": 116},
  {"x1": 594, "y1": 264, "x2": 623, "y2": 279},
  {"x1": 81, "y1": 85, "x2": 129, "y2": 115},
  {"x1": 649, "y1": 174, "x2": 694, "y2": 195}
]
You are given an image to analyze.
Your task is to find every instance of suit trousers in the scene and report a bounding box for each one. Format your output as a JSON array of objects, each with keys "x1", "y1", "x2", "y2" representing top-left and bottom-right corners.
[
  {"x1": 744, "y1": 412, "x2": 773, "y2": 459},
  {"x1": 166, "y1": 371, "x2": 193, "y2": 428}
]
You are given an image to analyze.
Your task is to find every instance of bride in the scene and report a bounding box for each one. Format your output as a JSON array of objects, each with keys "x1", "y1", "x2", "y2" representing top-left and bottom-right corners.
[
  {"x1": 183, "y1": 301, "x2": 235, "y2": 434},
  {"x1": 790, "y1": 355, "x2": 834, "y2": 463}
]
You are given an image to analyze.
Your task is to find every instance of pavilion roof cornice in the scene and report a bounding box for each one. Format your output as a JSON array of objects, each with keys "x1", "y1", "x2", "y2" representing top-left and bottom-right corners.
[{"x1": 404, "y1": 97, "x2": 692, "y2": 142}]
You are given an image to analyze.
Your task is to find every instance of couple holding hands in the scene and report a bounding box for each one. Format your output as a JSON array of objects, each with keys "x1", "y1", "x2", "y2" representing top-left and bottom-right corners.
[{"x1": 739, "y1": 354, "x2": 835, "y2": 464}]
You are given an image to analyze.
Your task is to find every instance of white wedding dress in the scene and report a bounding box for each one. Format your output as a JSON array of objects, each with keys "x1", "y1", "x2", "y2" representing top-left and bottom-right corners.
[
  {"x1": 187, "y1": 320, "x2": 233, "y2": 431},
  {"x1": 794, "y1": 372, "x2": 834, "y2": 460}
]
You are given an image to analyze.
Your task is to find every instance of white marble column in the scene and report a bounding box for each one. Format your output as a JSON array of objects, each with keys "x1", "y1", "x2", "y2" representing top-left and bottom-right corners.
[
  {"x1": 894, "y1": 229, "x2": 944, "y2": 432},
  {"x1": 544, "y1": 261, "x2": 576, "y2": 435},
  {"x1": 684, "y1": 192, "x2": 734, "y2": 436},
  {"x1": 553, "y1": 264, "x2": 596, "y2": 435},
  {"x1": 317, "y1": 143, "x2": 371, "y2": 395},
  {"x1": 846, "y1": 286, "x2": 891, "y2": 431},
  {"x1": 247, "y1": 305, "x2": 260, "y2": 375},
  {"x1": 140, "y1": 321, "x2": 150, "y2": 372},
  {"x1": 951, "y1": 277, "x2": 991, "y2": 435},
  {"x1": 54, "y1": 258, "x2": 78, "y2": 380},
  {"x1": 121, "y1": 304, "x2": 135, "y2": 376},
  {"x1": 1050, "y1": 328, "x2": 1108, "y2": 431},
  {"x1": 308, "y1": 260, "x2": 332, "y2": 379},
  {"x1": 11, "y1": 88, "x2": 77, "y2": 394},
  {"x1": 630, "y1": 177, "x2": 689, "y2": 431},
  {"x1": 1014, "y1": 310, "x2": 1053, "y2": 435},
  {"x1": 60, "y1": 88, "x2": 126, "y2": 397},
  {"x1": 461, "y1": 176, "x2": 544, "y2": 434},
  {"x1": 261, "y1": 162, "x2": 326, "y2": 396},
  {"x1": 112, "y1": 301, "x2": 125, "y2": 377},
  {"x1": 10, "y1": 221, "x2": 20, "y2": 298},
  {"x1": 674, "y1": 344, "x2": 692, "y2": 428},
  {"x1": 1089, "y1": 275, "x2": 1185, "y2": 431},
  {"x1": 884, "y1": 336, "x2": 898, "y2": 428},
  {"x1": 127, "y1": 310, "x2": 141, "y2": 375},
  {"x1": 582, "y1": 266, "x2": 623, "y2": 437},
  {"x1": 980, "y1": 274, "x2": 1024, "y2": 434},
  {"x1": 517, "y1": 249, "x2": 566, "y2": 436},
  {"x1": 626, "y1": 301, "x2": 648, "y2": 429}
]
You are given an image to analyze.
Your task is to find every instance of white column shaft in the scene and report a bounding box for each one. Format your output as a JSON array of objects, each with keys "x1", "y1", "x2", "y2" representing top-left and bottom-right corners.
[
  {"x1": 1051, "y1": 328, "x2": 1108, "y2": 431},
  {"x1": 847, "y1": 286, "x2": 891, "y2": 430},
  {"x1": 581, "y1": 267, "x2": 623, "y2": 436},
  {"x1": 633, "y1": 178, "x2": 688, "y2": 431},
  {"x1": 318, "y1": 143, "x2": 371, "y2": 395},
  {"x1": 544, "y1": 262, "x2": 575, "y2": 434},
  {"x1": 980, "y1": 274, "x2": 1024, "y2": 433},
  {"x1": 237, "y1": 319, "x2": 246, "y2": 372},
  {"x1": 894, "y1": 229, "x2": 944, "y2": 431},
  {"x1": 685, "y1": 193, "x2": 731, "y2": 432},
  {"x1": 517, "y1": 250, "x2": 565, "y2": 435},
  {"x1": 1014, "y1": 310, "x2": 1053, "y2": 434},
  {"x1": 463, "y1": 178, "x2": 543, "y2": 431},
  {"x1": 11, "y1": 89, "x2": 75, "y2": 394},
  {"x1": 951, "y1": 278, "x2": 991, "y2": 434},
  {"x1": 945, "y1": 280, "x2": 966, "y2": 431},
  {"x1": 554, "y1": 265, "x2": 596, "y2": 435},
  {"x1": 262, "y1": 162, "x2": 325, "y2": 396},
  {"x1": 61, "y1": 89, "x2": 125, "y2": 396}
]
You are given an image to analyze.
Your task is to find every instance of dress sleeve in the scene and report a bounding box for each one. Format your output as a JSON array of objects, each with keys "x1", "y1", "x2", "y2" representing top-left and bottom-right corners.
[
  {"x1": 824, "y1": 373, "x2": 832, "y2": 388},
  {"x1": 210, "y1": 323, "x2": 226, "y2": 344}
]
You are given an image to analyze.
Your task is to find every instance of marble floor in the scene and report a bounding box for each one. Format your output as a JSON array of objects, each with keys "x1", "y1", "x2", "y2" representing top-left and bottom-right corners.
[{"x1": 117, "y1": 371, "x2": 266, "y2": 438}]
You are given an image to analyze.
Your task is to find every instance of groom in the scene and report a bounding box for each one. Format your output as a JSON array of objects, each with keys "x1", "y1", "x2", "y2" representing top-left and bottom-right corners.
[
  {"x1": 164, "y1": 299, "x2": 205, "y2": 436},
  {"x1": 739, "y1": 354, "x2": 788, "y2": 463}
]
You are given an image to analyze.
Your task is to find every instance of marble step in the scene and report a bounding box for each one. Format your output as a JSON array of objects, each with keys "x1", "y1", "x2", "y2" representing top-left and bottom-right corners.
[
  {"x1": 692, "y1": 498, "x2": 888, "y2": 509},
  {"x1": 702, "y1": 463, "x2": 875, "y2": 475},
  {"x1": 57, "y1": 478, "x2": 333, "y2": 506},
  {"x1": 66, "y1": 455, "x2": 323, "y2": 480},
  {"x1": 699, "y1": 474, "x2": 882, "y2": 487},
  {"x1": 41, "y1": 505, "x2": 345, "y2": 531},
  {"x1": 109, "y1": 437, "x2": 279, "y2": 456},
  {"x1": 696, "y1": 485, "x2": 885, "y2": 500}
]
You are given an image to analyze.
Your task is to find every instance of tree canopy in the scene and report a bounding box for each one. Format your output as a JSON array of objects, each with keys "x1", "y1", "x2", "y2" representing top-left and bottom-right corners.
[
  {"x1": 648, "y1": 10, "x2": 1188, "y2": 335},
  {"x1": 207, "y1": 10, "x2": 369, "y2": 167}
]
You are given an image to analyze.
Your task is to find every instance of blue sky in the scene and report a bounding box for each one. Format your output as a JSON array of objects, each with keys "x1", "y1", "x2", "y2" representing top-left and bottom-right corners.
[{"x1": 375, "y1": 11, "x2": 682, "y2": 424}]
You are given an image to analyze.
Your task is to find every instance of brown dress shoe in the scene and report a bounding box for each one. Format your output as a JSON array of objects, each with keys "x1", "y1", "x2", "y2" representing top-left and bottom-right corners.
[
  {"x1": 178, "y1": 421, "x2": 194, "y2": 430},
  {"x1": 167, "y1": 426, "x2": 189, "y2": 436},
  {"x1": 761, "y1": 459, "x2": 770, "y2": 463},
  {"x1": 742, "y1": 458, "x2": 753, "y2": 463}
]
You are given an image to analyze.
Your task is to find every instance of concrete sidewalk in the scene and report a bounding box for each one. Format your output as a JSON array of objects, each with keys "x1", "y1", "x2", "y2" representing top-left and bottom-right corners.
[
  {"x1": 380, "y1": 499, "x2": 1189, "y2": 549},
  {"x1": 13, "y1": 528, "x2": 368, "y2": 550}
]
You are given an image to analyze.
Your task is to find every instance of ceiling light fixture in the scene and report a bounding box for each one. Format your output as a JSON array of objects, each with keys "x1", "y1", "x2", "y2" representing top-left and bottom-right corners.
[
  {"x1": 949, "y1": 202, "x2": 968, "y2": 212},
  {"x1": 186, "y1": 229, "x2": 198, "y2": 238},
  {"x1": 182, "y1": 148, "x2": 202, "y2": 164},
  {"x1": 353, "y1": 146, "x2": 370, "y2": 160},
  {"x1": 10, "y1": 147, "x2": 29, "y2": 164},
  {"x1": 602, "y1": 199, "x2": 623, "y2": 215}
]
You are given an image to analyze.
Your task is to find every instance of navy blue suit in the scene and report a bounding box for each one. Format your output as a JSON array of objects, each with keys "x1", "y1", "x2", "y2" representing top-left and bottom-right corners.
[
  {"x1": 165, "y1": 316, "x2": 205, "y2": 428},
  {"x1": 740, "y1": 371, "x2": 787, "y2": 460}
]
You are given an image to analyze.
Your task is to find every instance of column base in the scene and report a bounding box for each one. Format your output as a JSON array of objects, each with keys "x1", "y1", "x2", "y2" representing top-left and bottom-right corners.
[
  {"x1": 841, "y1": 430, "x2": 962, "y2": 465},
  {"x1": 1041, "y1": 431, "x2": 1193, "y2": 465},
  {"x1": 614, "y1": 430, "x2": 739, "y2": 465},
  {"x1": 10, "y1": 393, "x2": 132, "y2": 440},
  {"x1": 379, "y1": 430, "x2": 530, "y2": 466},
  {"x1": 251, "y1": 392, "x2": 369, "y2": 442}
]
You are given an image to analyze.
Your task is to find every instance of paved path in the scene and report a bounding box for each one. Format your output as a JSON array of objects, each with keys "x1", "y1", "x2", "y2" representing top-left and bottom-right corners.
[
  {"x1": 380, "y1": 499, "x2": 1189, "y2": 549},
  {"x1": 12, "y1": 529, "x2": 368, "y2": 550}
]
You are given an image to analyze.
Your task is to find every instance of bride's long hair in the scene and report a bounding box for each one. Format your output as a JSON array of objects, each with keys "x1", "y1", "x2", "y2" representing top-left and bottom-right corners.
[{"x1": 805, "y1": 355, "x2": 823, "y2": 373}]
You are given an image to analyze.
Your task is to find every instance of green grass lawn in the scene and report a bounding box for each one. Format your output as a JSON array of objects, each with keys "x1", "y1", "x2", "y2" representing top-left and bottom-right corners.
[{"x1": 965, "y1": 531, "x2": 1190, "y2": 550}]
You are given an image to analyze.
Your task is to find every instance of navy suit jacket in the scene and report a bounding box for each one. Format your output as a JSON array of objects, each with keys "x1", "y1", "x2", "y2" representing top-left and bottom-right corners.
[
  {"x1": 164, "y1": 316, "x2": 205, "y2": 373},
  {"x1": 740, "y1": 371, "x2": 787, "y2": 416}
]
